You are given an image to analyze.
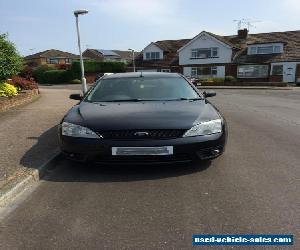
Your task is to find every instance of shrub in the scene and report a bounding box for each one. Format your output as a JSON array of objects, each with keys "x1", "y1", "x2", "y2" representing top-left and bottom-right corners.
[
  {"x1": 10, "y1": 76, "x2": 38, "y2": 90},
  {"x1": 0, "y1": 34, "x2": 23, "y2": 81},
  {"x1": 19, "y1": 65, "x2": 34, "y2": 79},
  {"x1": 38, "y1": 69, "x2": 75, "y2": 84},
  {"x1": 212, "y1": 77, "x2": 225, "y2": 83},
  {"x1": 32, "y1": 64, "x2": 55, "y2": 82},
  {"x1": 55, "y1": 64, "x2": 71, "y2": 70},
  {"x1": 199, "y1": 78, "x2": 213, "y2": 82},
  {"x1": 69, "y1": 79, "x2": 81, "y2": 84},
  {"x1": 0, "y1": 82, "x2": 18, "y2": 97},
  {"x1": 225, "y1": 75, "x2": 236, "y2": 82},
  {"x1": 71, "y1": 61, "x2": 126, "y2": 74}
]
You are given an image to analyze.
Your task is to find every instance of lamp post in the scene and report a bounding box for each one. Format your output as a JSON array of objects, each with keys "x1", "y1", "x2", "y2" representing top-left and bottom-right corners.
[
  {"x1": 74, "y1": 9, "x2": 88, "y2": 94},
  {"x1": 128, "y1": 48, "x2": 135, "y2": 72}
]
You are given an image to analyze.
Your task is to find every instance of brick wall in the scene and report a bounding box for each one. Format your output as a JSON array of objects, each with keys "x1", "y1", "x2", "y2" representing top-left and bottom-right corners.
[{"x1": 0, "y1": 89, "x2": 39, "y2": 112}]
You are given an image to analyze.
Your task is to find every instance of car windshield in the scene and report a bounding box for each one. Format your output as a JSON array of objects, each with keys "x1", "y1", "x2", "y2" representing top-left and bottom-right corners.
[{"x1": 86, "y1": 76, "x2": 201, "y2": 102}]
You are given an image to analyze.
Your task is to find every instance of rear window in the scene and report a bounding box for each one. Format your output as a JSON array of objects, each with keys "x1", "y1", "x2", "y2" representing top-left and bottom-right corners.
[{"x1": 86, "y1": 76, "x2": 199, "y2": 102}]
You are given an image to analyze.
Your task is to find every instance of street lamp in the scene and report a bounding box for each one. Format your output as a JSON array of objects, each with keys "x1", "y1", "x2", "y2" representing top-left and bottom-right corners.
[
  {"x1": 128, "y1": 48, "x2": 135, "y2": 72},
  {"x1": 74, "y1": 9, "x2": 88, "y2": 94}
]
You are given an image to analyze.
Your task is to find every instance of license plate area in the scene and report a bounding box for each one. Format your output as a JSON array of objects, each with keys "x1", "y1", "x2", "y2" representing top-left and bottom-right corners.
[{"x1": 112, "y1": 146, "x2": 173, "y2": 156}]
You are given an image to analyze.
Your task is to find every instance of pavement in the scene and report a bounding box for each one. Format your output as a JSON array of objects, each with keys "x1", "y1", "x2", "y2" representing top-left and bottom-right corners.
[
  {"x1": 0, "y1": 86, "x2": 300, "y2": 249},
  {"x1": 0, "y1": 85, "x2": 78, "y2": 188}
]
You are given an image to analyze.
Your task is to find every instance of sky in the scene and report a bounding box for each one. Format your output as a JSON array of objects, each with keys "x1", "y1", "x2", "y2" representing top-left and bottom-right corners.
[{"x1": 1, "y1": 0, "x2": 300, "y2": 56}]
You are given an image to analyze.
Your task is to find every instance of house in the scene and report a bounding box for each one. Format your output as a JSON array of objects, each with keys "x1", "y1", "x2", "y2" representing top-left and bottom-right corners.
[
  {"x1": 83, "y1": 49, "x2": 139, "y2": 63},
  {"x1": 137, "y1": 29, "x2": 300, "y2": 83},
  {"x1": 24, "y1": 49, "x2": 80, "y2": 67},
  {"x1": 134, "y1": 39, "x2": 190, "y2": 72}
]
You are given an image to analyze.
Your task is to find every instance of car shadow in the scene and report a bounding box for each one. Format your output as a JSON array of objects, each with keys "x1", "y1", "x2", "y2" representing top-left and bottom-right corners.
[
  {"x1": 20, "y1": 125, "x2": 60, "y2": 175},
  {"x1": 20, "y1": 126, "x2": 212, "y2": 183}
]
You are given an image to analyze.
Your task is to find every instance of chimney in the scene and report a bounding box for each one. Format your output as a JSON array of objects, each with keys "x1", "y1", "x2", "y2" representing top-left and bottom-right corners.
[{"x1": 238, "y1": 28, "x2": 248, "y2": 39}]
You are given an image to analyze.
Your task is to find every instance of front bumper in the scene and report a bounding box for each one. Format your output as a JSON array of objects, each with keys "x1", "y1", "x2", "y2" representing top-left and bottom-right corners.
[{"x1": 58, "y1": 130, "x2": 227, "y2": 164}]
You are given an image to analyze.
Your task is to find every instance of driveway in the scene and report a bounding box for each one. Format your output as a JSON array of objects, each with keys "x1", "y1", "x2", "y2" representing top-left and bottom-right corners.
[{"x1": 0, "y1": 88, "x2": 299, "y2": 249}]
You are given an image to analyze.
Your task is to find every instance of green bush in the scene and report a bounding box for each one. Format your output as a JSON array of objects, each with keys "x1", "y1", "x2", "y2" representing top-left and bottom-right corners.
[
  {"x1": 199, "y1": 77, "x2": 224, "y2": 83},
  {"x1": 225, "y1": 75, "x2": 236, "y2": 82},
  {"x1": 198, "y1": 78, "x2": 213, "y2": 82},
  {"x1": 69, "y1": 79, "x2": 81, "y2": 84},
  {"x1": 0, "y1": 82, "x2": 18, "y2": 97},
  {"x1": 32, "y1": 64, "x2": 55, "y2": 82},
  {"x1": 212, "y1": 77, "x2": 225, "y2": 83},
  {"x1": 0, "y1": 34, "x2": 23, "y2": 81},
  {"x1": 71, "y1": 61, "x2": 126, "y2": 74},
  {"x1": 38, "y1": 70, "x2": 75, "y2": 84}
]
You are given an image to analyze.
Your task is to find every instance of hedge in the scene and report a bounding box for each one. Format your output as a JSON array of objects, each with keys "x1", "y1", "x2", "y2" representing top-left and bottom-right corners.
[
  {"x1": 71, "y1": 61, "x2": 126, "y2": 74},
  {"x1": 32, "y1": 64, "x2": 55, "y2": 82},
  {"x1": 38, "y1": 70, "x2": 76, "y2": 84}
]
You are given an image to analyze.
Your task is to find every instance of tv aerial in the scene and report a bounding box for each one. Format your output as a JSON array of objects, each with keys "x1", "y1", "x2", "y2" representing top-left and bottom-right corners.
[{"x1": 233, "y1": 19, "x2": 262, "y2": 32}]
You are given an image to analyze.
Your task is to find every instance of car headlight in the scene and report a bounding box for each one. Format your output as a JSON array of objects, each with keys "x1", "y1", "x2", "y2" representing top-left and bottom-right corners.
[
  {"x1": 183, "y1": 119, "x2": 222, "y2": 137},
  {"x1": 61, "y1": 122, "x2": 101, "y2": 139}
]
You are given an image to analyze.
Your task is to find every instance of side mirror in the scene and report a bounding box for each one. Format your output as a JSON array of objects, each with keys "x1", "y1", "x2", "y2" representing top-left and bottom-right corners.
[
  {"x1": 203, "y1": 91, "x2": 216, "y2": 98},
  {"x1": 69, "y1": 93, "x2": 82, "y2": 100}
]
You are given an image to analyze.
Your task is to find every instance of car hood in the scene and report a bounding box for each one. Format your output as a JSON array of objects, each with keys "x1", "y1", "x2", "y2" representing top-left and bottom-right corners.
[{"x1": 65, "y1": 100, "x2": 221, "y2": 131}]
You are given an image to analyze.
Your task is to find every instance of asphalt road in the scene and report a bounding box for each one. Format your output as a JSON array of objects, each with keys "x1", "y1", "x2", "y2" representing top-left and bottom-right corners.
[{"x1": 1, "y1": 88, "x2": 300, "y2": 249}]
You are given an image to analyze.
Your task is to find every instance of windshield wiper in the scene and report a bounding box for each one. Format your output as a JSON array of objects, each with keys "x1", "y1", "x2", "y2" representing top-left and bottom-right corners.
[
  {"x1": 167, "y1": 97, "x2": 203, "y2": 101},
  {"x1": 100, "y1": 99, "x2": 145, "y2": 102}
]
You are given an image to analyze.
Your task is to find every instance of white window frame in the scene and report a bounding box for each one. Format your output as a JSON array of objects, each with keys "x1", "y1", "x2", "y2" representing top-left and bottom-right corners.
[
  {"x1": 257, "y1": 46, "x2": 274, "y2": 54},
  {"x1": 145, "y1": 52, "x2": 160, "y2": 60},
  {"x1": 191, "y1": 47, "x2": 218, "y2": 59},
  {"x1": 191, "y1": 66, "x2": 218, "y2": 77},
  {"x1": 248, "y1": 44, "x2": 283, "y2": 55},
  {"x1": 237, "y1": 65, "x2": 269, "y2": 78}
]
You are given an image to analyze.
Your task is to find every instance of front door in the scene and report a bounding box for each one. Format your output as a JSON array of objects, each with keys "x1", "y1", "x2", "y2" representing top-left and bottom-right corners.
[{"x1": 283, "y1": 64, "x2": 296, "y2": 83}]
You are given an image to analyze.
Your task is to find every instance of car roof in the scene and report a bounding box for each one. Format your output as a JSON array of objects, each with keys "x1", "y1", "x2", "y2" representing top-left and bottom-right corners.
[{"x1": 102, "y1": 72, "x2": 181, "y2": 79}]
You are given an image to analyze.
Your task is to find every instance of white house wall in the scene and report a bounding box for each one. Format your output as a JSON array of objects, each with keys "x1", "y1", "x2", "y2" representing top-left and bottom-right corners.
[
  {"x1": 179, "y1": 33, "x2": 232, "y2": 65},
  {"x1": 143, "y1": 43, "x2": 164, "y2": 60}
]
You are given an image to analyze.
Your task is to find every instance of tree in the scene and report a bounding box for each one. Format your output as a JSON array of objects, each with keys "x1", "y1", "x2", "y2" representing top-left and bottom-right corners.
[{"x1": 0, "y1": 33, "x2": 23, "y2": 81}]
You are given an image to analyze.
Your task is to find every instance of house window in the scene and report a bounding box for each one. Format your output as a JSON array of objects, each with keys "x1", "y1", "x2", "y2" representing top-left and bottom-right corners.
[
  {"x1": 274, "y1": 46, "x2": 281, "y2": 53},
  {"x1": 212, "y1": 48, "x2": 218, "y2": 57},
  {"x1": 65, "y1": 58, "x2": 72, "y2": 64},
  {"x1": 248, "y1": 44, "x2": 282, "y2": 55},
  {"x1": 145, "y1": 52, "x2": 160, "y2": 60},
  {"x1": 249, "y1": 47, "x2": 257, "y2": 55},
  {"x1": 272, "y1": 65, "x2": 283, "y2": 75},
  {"x1": 191, "y1": 48, "x2": 218, "y2": 59},
  {"x1": 257, "y1": 46, "x2": 273, "y2": 54},
  {"x1": 191, "y1": 67, "x2": 218, "y2": 77},
  {"x1": 237, "y1": 65, "x2": 269, "y2": 78},
  {"x1": 47, "y1": 58, "x2": 59, "y2": 64}
]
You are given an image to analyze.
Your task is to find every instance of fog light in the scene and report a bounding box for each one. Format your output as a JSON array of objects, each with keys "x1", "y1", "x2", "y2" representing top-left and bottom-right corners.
[{"x1": 211, "y1": 149, "x2": 220, "y2": 155}]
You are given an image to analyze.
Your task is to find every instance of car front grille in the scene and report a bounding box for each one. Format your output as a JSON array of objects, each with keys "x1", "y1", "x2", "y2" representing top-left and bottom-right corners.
[{"x1": 99, "y1": 129, "x2": 186, "y2": 140}]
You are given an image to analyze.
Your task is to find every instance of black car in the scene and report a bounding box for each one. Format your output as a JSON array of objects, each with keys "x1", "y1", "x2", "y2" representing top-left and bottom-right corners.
[{"x1": 58, "y1": 72, "x2": 227, "y2": 164}]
